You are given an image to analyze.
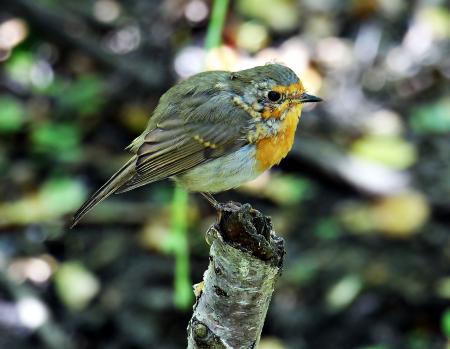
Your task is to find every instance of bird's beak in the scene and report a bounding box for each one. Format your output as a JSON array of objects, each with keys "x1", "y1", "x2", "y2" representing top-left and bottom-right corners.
[{"x1": 299, "y1": 93, "x2": 322, "y2": 103}]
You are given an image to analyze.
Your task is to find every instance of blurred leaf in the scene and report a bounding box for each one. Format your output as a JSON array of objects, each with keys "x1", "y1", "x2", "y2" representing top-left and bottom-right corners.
[
  {"x1": 265, "y1": 175, "x2": 313, "y2": 205},
  {"x1": 371, "y1": 192, "x2": 429, "y2": 237},
  {"x1": 436, "y1": 277, "x2": 450, "y2": 299},
  {"x1": 0, "y1": 148, "x2": 6, "y2": 173},
  {"x1": 31, "y1": 122, "x2": 81, "y2": 160},
  {"x1": 39, "y1": 177, "x2": 87, "y2": 215},
  {"x1": 338, "y1": 202, "x2": 375, "y2": 234},
  {"x1": 286, "y1": 257, "x2": 319, "y2": 283},
  {"x1": 410, "y1": 99, "x2": 450, "y2": 134},
  {"x1": 351, "y1": 135, "x2": 417, "y2": 169},
  {"x1": 326, "y1": 274, "x2": 362, "y2": 311},
  {"x1": 46, "y1": 75, "x2": 105, "y2": 116},
  {"x1": 314, "y1": 218, "x2": 341, "y2": 240},
  {"x1": 237, "y1": 0, "x2": 300, "y2": 32},
  {"x1": 0, "y1": 177, "x2": 86, "y2": 225},
  {"x1": 54, "y1": 262, "x2": 100, "y2": 310},
  {"x1": 419, "y1": 6, "x2": 450, "y2": 39},
  {"x1": 236, "y1": 21, "x2": 269, "y2": 52},
  {"x1": 139, "y1": 222, "x2": 171, "y2": 251},
  {"x1": 259, "y1": 337, "x2": 286, "y2": 349},
  {"x1": 243, "y1": 173, "x2": 314, "y2": 205},
  {"x1": 441, "y1": 308, "x2": 450, "y2": 337},
  {"x1": 339, "y1": 192, "x2": 429, "y2": 237},
  {"x1": 119, "y1": 104, "x2": 150, "y2": 133},
  {"x1": 408, "y1": 330, "x2": 432, "y2": 349},
  {"x1": 0, "y1": 96, "x2": 25, "y2": 133},
  {"x1": 5, "y1": 50, "x2": 34, "y2": 85}
]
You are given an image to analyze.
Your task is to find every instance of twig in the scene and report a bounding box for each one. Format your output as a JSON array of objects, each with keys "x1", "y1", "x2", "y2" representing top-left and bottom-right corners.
[{"x1": 205, "y1": 0, "x2": 229, "y2": 50}]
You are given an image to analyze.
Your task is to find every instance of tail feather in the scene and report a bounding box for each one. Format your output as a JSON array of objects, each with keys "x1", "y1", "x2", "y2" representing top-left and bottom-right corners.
[{"x1": 71, "y1": 156, "x2": 137, "y2": 228}]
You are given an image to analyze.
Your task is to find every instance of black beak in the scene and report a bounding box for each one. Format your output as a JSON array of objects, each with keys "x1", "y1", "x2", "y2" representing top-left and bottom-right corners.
[{"x1": 299, "y1": 93, "x2": 322, "y2": 103}]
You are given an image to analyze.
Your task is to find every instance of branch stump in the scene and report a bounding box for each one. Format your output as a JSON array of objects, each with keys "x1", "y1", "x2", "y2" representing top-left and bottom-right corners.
[{"x1": 187, "y1": 203, "x2": 285, "y2": 349}]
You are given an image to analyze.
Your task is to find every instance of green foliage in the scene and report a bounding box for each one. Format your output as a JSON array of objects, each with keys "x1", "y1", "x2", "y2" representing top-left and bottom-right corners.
[
  {"x1": 237, "y1": 0, "x2": 300, "y2": 31},
  {"x1": 351, "y1": 136, "x2": 417, "y2": 169},
  {"x1": 441, "y1": 308, "x2": 450, "y2": 338},
  {"x1": 326, "y1": 275, "x2": 362, "y2": 312},
  {"x1": 39, "y1": 177, "x2": 87, "y2": 215},
  {"x1": 410, "y1": 99, "x2": 450, "y2": 134},
  {"x1": 46, "y1": 75, "x2": 105, "y2": 116},
  {"x1": 265, "y1": 175, "x2": 313, "y2": 205},
  {"x1": 0, "y1": 96, "x2": 25, "y2": 133},
  {"x1": 54, "y1": 262, "x2": 100, "y2": 310},
  {"x1": 408, "y1": 330, "x2": 432, "y2": 349},
  {"x1": 31, "y1": 122, "x2": 81, "y2": 160},
  {"x1": 285, "y1": 257, "x2": 319, "y2": 283},
  {"x1": 5, "y1": 50, "x2": 34, "y2": 86},
  {"x1": 314, "y1": 218, "x2": 341, "y2": 240}
]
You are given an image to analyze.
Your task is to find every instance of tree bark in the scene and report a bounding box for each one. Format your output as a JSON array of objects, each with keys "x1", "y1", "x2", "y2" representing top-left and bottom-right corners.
[{"x1": 187, "y1": 203, "x2": 285, "y2": 349}]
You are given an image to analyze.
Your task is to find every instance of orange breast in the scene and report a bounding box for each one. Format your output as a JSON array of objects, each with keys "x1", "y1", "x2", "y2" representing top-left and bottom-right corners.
[{"x1": 255, "y1": 104, "x2": 302, "y2": 172}]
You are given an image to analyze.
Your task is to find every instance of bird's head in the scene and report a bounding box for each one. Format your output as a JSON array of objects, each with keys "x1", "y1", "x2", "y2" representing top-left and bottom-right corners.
[{"x1": 229, "y1": 64, "x2": 322, "y2": 120}]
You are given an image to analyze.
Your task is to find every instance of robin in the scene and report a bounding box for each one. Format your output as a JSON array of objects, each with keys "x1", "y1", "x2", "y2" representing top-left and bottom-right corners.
[{"x1": 71, "y1": 64, "x2": 322, "y2": 227}]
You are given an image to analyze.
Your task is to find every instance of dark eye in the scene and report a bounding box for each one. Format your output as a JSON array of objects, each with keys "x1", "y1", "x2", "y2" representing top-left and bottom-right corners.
[{"x1": 267, "y1": 90, "x2": 282, "y2": 102}]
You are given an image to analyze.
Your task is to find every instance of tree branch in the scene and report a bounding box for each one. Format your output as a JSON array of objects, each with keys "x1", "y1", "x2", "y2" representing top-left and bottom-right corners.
[{"x1": 188, "y1": 203, "x2": 284, "y2": 349}]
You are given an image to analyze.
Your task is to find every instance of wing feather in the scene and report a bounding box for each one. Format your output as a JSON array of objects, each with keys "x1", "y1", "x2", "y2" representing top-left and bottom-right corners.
[
  {"x1": 116, "y1": 80, "x2": 253, "y2": 193},
  {"x1": 116, "y1": 121, "x2": 247, "y2": 193}
]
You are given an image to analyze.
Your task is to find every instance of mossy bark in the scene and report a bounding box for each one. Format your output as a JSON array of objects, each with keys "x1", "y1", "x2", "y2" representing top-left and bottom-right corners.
[{"x1": 187, "y1": 203, "x2": 285, "y2": 349}]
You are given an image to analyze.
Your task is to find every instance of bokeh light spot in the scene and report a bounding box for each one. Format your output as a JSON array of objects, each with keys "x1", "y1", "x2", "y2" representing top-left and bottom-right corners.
[
  {"x1": 0, "y1": 18, "x2": 28, "y2": 50},
  {"x1": 94, "y1": 0, "x2": 121, "y2": 23},
  {"x1": 185, "y1": 0, "x2": 209, "y2": 23}
]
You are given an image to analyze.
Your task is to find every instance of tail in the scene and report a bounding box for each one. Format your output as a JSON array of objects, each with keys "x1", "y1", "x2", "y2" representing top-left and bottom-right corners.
[{"x1": 71, "y1": 156, "x2": 137, "y2": 228}]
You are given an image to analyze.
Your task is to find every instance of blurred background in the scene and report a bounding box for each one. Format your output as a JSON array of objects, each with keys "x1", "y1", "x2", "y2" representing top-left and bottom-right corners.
[{"x1": 0, "y1": 0, "x2": 450, "y2": 348}]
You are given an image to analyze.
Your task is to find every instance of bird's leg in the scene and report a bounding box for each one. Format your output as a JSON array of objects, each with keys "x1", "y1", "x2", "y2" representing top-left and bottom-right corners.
[
  {"x1": 200, "y1": 192, "x2": 224, "y2": 221},
  {"x1": 200, "y1": 192, "x2": 222, "y2": 210}
]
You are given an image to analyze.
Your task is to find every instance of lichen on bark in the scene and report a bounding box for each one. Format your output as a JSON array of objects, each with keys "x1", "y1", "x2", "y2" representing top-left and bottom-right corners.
[{"x1": 187, "y1": 203, "x2": 285, "y2": 349}]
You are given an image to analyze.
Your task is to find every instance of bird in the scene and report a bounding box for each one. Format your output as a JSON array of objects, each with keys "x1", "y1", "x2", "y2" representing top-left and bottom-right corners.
[{"x1": 71, "y1": 64, "x2": 322, "y2": 227}]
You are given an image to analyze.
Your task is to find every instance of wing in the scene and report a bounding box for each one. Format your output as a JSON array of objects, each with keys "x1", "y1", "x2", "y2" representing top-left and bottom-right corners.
[
  {"x1": 116, "y1": 113, "x2": 249, "y2": 193},
  {"x1": 117, "y1": 71, "x2": 253, "y2": 193}
]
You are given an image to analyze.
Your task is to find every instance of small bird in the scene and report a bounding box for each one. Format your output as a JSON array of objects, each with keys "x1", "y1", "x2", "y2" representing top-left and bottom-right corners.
[{"x1": 71, "y1": 64, "x2": 321, "y2": 227}]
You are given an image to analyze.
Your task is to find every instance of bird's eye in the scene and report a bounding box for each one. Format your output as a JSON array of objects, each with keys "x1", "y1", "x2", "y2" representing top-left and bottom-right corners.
[{"x1": 267, "y1": 90, "x2": 282, "y2": 102}]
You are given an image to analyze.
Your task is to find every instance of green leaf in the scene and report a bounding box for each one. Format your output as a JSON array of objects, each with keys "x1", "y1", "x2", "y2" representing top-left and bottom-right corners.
[
  {"x1": 326, "y1": 275, "x2": 362, "y2": 311},
  {"x1": 351, "y1": 136, "x2": 416, "y2": 169},
  {"x1": 265, "y1": 175, "x2": 313, "y2": 205},
  {"x1": 54, "y1": 262, "x2": 100, "y2": 310},
  {"x1": 0, "y1": 96, "x2": 25, "y2": 133},
  {"x1": 314, "y1": 218, "x2": 341, "y2": 240},
  {"x1": 285, "y1": 257, "x2": 319, "y2": 283},
  {"x1": 39, "y1": 177, "x2": 87, "y2": 215},
  {"x1": 237, "y1": 0, "x2": 300, "y2": 32},
  {"x1": 411, "y1": 99, "x2": 450, "y2": 134},
  {"x1": 5, "y1": 50, "x2": 34, "y2": 85},
  {"x1": 441, "y1": 308, "x2": 450, "y2": 337},
  {"x1": 47, "y1": 75, "x2": 105, "y2": 116},
  {"x1": 31, "y1": 122, "x2": 81, "y2": 160}
]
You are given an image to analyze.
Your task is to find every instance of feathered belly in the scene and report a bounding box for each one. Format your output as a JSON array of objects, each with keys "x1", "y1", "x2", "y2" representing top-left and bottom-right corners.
[{"x1": 174, "y1": 144, "x2": 260, "y2": 193}]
